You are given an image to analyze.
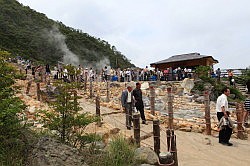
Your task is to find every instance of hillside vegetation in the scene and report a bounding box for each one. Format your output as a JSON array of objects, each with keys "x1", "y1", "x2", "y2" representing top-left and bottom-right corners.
[{"x1": 0, "y1": 0, "x2": 134, "y2": 68}]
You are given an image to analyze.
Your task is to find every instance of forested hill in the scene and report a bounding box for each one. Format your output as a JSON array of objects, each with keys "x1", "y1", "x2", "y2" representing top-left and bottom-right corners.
[{"x1": 0, "y1": 0, "x2": 135, "y2": 68}]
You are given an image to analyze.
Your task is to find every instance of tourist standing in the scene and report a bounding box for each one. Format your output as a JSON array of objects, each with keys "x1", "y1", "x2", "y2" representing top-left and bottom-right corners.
[
  {"x1": 228, "y1": 70, "x2": 234, "y2": 86},
  {"x1": 121, "y1": 84, "x2": 134, "y2": 130},
  {"x1": 216, "y1": 68, "x2": 221, "y2": 82},
  {"x1": 216, "y1": 87, "x2": 233, "y2": 146},
  {"x1": 133, "y1": 82, "x2": 147, "y2": 125}
]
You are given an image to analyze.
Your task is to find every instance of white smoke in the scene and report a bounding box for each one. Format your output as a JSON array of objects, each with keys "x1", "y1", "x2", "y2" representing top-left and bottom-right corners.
[
  {"x1": 45, "y1": 25, "x2": 111, "y2": 71},
  {"x1": 94, "y1": 57, "x2": 110, "y2": 71},
  {"x1": 46, "y1": 25, "x2": 80, "y2": 66}
]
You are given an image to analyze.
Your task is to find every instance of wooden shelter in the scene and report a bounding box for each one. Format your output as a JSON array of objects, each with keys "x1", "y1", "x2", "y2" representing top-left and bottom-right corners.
[{"x1": 150, "y1": 52, "x2": 218, "y2": 70}]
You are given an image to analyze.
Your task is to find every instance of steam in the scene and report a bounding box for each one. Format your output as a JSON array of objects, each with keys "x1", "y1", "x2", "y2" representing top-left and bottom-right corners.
[
  {"x1": 94, "y1": 57, "x2": 110, "y2": 71},
  {"x1": 46, "y1": 25, "x2": 80, "y2": 66},
  {"x1": 45, "y1": 25, "x2": 111, "y2": 72}
]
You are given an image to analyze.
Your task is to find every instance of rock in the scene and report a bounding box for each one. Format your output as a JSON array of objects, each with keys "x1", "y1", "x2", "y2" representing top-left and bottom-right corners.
[
  {"x1": 27, "y1": 136, "x2": 88, "y2": 166},
  {"x1": 141, "y1": 82, "x2": 149, "y2": 90},
  {"x1": 109, "y1": 128, "x2": 120, "y2": 134},
  {"x1": 245, "y1": 128, "x2": 250, "y2": 134},
  {"x1": 181, "y1": 78, "x2": 194, "y2": 94},
  {"x1": 195, "y1": 96, "x2": 205, "y2": 103},
  {"x1": 28, "y1": 106, "x2": 36, "y2": 114},
  {"x1": 179, "y1": 127, "x2": 192, "y2": 132},
  {"x1": 134, "y1": 147, "x2": 158, "y2": 165},
  {"x1": 109, "y1": 82, "x2": 121, "y2": 88},
  {"x1": 84, "y1": 141, "x2": 106, "y2": 152}
]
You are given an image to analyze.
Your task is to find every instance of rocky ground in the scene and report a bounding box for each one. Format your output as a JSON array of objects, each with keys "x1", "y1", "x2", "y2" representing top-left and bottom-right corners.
[{"x1": 15, "y1": 72, "x2": 250, "y2": 166}]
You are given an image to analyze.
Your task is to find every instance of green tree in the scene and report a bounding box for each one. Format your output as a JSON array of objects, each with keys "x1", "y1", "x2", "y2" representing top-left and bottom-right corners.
[
  {"x1": 42, "y1": 81, "x2": 97, "y2": 147},
  {"x1": 0, "y1": 50, "x2": 26, "y2": 165},
  {"x1": 0, "y1": 0, "x2": 135, "y2": 68}
]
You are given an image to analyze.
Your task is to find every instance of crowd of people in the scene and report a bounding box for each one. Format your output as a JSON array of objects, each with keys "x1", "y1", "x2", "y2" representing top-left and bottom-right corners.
[
  {"x1": 15, "y1": 56, "x2": 250, "y2": 142},
  {"x1": 19, "y1": 59, "x2": 196, "y2": 83}
]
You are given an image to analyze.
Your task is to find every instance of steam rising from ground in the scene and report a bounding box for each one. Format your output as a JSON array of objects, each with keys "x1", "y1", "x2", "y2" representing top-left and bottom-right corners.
[
  {"x1": 45, "y1": 25, "x2": 111, "y2": 71},
  {"x1": 91, "y1": 57, "x2": 110, "y2": 71},
  {"x1": 46, "y1": 26, "x2": 79, "y2": 66}
]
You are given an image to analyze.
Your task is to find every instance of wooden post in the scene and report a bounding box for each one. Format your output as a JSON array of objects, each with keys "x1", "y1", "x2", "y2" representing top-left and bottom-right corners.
[
  {"x1": 106, "y1": 81, "x2": 110, "y2": 102},
  {"x1": 96, "y1": 96, "x2": 101, "y2": 127},
  {"x1": 73, "y1": 90, "x2": 77, "y2": 111},
  {"x1": 167, "y1": 87, "x2": 174, "y2": 129},
  {"x1": 133, "y1": 113, "x2": 140, "y2": 147},
  {"x1": 153, "y1": 119, "x2": 160, "y2": 156},
  {"x1": 236, "y1": 102, "x2": 244, "y2": 139},
  {"x1": 204, "y1": 91, "x2": 211, "y2": 135},
  {"x1": 149, "y1": 82, "x2": 155, "y2": 116},
  {"x1": 26, "y1": 80, "x2": 32, "y2": 95},
  {"x1": 40, "y1": 73, "x2": 43, "y2": 82},
  {"x1": 166, "y1": 129, "x2": 171, "y2": 151},
  {"x1": 36, "y1": 82, "x2": 40, "y2": 101},
  {"x1": 90, "y1": 79, "x2": 93, "y2": 98},
  {"x1": 170, "y1": 130, "x2": 178, "y2": 166}
]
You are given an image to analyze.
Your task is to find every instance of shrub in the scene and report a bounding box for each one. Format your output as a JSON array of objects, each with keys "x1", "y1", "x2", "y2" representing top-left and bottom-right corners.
[
  {"x1": 0, "y1": 50, "x2": 27, "y2": 165},
  {"x1": 85, "y1": 136, "x2": 139, "y2": 166},
  {"x1": 41, "y1": 81, "x2": 98, "y2": 147}
]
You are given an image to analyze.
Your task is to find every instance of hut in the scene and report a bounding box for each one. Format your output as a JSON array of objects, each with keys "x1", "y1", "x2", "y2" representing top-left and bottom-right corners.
[{"x1": 150, "y1": 52, "x2": 218, "y2": 70}]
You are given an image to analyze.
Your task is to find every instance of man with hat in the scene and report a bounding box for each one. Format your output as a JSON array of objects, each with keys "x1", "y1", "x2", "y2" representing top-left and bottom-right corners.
[{"x1": 121, "y1": 83, "x2": 134, "y2": 130}]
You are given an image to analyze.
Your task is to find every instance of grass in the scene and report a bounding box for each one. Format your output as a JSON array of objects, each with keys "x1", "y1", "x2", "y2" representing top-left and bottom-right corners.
[{"x1": 83, "y1": 136, "x2": 141, "y2": 166}]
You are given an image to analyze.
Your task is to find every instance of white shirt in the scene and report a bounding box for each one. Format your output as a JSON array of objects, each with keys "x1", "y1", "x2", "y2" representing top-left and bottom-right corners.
[
  {"x1": 216, "y1": 94, "x2": 228, "y2": 112},
  {"x1": 127, "y1": 91, "x2": 132, "y2": 103}
]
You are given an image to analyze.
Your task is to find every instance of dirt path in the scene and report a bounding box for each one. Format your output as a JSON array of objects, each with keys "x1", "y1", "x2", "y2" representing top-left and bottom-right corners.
[{"x1": 79, "y1": 97, "x2": 250, "y2": 166}]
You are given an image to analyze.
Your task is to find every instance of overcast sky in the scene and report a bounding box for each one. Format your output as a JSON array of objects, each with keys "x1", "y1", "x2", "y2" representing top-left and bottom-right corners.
[{"x1": 18, "y1": 0, "x2": 250, "y2": 69}]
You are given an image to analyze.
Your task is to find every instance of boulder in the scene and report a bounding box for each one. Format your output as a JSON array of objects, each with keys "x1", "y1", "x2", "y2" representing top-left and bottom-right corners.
[
  {"x1": 134, "y1": 147, "x2": 158, "y2": 165},
  {"x1": 195, "y1": 96, "x2": 205, "y2": 103},
  {"x1": 181, "y1": 78, "x2": 194, "y2": 94},
  {"x1": 179, "y1": 127, "x2": 192, "y2": 132},
  {"x1": 27, "y1": 136, "x2": 88, "y2": 166}
]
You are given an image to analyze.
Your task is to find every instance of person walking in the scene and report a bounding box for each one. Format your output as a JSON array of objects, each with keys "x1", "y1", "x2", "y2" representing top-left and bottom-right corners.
[
  {"x1": 133, "y1": 82, "x2": 147, "y2": 125},
  {"x1": 216, "y1": 87, "x2": 233, "y2": 146},
  {"x1": 121, "y1": 84, "x2": 134, "y2": 130}
]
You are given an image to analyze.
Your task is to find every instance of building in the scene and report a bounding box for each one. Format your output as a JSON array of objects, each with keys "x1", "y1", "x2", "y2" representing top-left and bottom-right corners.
[{"x1": 150, "y1": 52, "x2": 218, "y2": 70}]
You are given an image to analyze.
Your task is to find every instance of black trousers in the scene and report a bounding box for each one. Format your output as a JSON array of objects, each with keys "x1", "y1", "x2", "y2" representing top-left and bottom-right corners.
[
  {"x1": 135, "y1": 104, "x2": 146, "y2": 122},
  {"x1": 217, "y1": 112, "x2": 232, "y2": 143}
]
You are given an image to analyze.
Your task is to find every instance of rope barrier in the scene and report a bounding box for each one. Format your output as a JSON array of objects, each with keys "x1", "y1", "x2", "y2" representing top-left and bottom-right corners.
[{"x1": 141, "y1": 142, "x2": 154, "y2": 148}]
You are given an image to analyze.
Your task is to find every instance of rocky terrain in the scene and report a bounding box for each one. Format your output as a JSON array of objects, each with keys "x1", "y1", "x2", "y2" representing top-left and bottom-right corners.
[{"x1": 15, "y1": 71, "x2": 250, "y2": 166}]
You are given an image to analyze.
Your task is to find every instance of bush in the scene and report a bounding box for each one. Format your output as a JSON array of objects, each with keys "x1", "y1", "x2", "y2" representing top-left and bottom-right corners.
[
  {"x1": 0, "y1": 50, "x2": 27, "y2": 165},
  {"x1": 193, "y1": 65, "x2": 245, "y2": 101},
  {"x1": 85, "y1": 136, "x2": 139, "y2": 166},
  {"x1": 41, "y1": 81, "x2": 98, "y2": 147}
]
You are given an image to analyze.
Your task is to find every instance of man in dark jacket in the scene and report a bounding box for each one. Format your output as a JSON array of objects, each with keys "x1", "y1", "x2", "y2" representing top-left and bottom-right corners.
[
  {"x1": 121, "y1": 84, "x2": 134, "y2": 130},
  {"x1": 133, "y1": 82, "x2": 147, "y2": 125}
]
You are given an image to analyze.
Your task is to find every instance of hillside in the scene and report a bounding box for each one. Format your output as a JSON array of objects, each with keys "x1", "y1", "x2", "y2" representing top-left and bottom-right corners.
[{"x1": 0, "y1": 0, "x2": 134, "y2": 68}]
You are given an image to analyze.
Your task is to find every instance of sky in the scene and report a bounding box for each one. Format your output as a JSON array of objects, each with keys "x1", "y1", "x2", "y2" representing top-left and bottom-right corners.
[{"x1": 18, "y1": 0, "x2": 250, "y2": 69}]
